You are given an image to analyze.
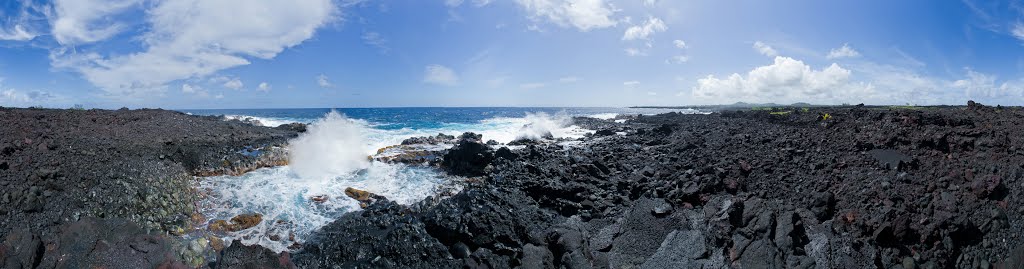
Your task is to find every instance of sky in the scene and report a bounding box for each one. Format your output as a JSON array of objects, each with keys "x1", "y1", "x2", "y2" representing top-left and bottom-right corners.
[{"x1": 2, "y1": 0, "x2": 1024, "y2": 109}]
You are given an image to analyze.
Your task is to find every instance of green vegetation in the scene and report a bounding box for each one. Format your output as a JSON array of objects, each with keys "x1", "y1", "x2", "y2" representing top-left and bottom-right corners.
[{"x1": 769, "y1": 111, "x2": 791, "y2": 115}]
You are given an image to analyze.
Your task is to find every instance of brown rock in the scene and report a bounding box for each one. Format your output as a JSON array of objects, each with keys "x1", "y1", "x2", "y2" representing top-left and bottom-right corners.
[
  {"x1": 230, "y1": 213, "x2": 263, "y2": 230},
  {"x1": 344, "y1": 187, "x2": 373, "y2": 202},
  {"x1": 311, "y1": 195, "x2": 329, "y2": 203},
  {"x1": 209, "y1": 236, "x2": 225, "y2": 251}
]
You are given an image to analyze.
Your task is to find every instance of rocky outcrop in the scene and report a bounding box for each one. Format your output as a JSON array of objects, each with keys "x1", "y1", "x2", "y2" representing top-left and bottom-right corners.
[
  {"x1": 440, "y1": 132, "x2": 494, "y2": 177},
  {"x1": 0, "y1": 107, "x2": 300, "y2": 239}
]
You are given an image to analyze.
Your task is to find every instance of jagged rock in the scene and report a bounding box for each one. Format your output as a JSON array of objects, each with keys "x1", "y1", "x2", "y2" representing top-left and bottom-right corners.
[
  {"x1": 292, "y1": 201, "x2": 458, "y2": 268},
  {"x1": 217, "y1": 240, "x2": 295, "y2": 269},
  {"x1": 441, "y1": 132, "x2": 494, "y2": 177}
]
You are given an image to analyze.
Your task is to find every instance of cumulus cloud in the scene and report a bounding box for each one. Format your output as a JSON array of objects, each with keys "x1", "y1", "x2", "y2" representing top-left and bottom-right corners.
[
  {"x1": 515, "y1": 0, "x2": 618, "y2": 31},
  {"x1": 673, "y1": 39, "x2": 687, "y2": 49},
  {"x1": 317, "y1": 74, "x2": 333, "y2": 88},
  {"x1": 258, "y1": 82, "x2": 271, "y2": 92},
  {"x1": 622, "y1": 17, "x2": 666, "y2": 41},
  {"x1": 181, "y1": 83, "x2": 212, "y2": 97},
  {"x1": 223, "y1": 78, "x2": 243, "y2": 90},
  {"x1": 827, "y1": 44, "x2": 860, "y2": 59},
  {"x1": 0, "y1": 79, "x2": 70, "y2": 107},
  {"x1": 181, "y1": 84, "x2": 197, "y2": 93},
  {"x1": 49, "y1": 0, "x2": 337, "y2": 99},
  {"x1": 753, "y1": 41, "x2": 777, "y2": 56},
  {"x1": 423, "y1": 64, "x2": 459, "y2": 86},
  {"x1": 692, "y1": 56, "x2": 871, "y2": 104},
  {"x1": 953, "y1": 69, "x2": 1024, "y2": 101}
]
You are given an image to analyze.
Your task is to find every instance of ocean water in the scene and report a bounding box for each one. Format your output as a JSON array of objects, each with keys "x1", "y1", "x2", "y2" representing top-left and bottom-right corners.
[{"x1": 180, "y1": 107, "x2": 702, "y2": 252}]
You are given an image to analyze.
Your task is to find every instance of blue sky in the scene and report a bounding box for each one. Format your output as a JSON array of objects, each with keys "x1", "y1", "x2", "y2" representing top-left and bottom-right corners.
[{"x1": 1, "y1": 0, "x2": 1024, "y2": 108}]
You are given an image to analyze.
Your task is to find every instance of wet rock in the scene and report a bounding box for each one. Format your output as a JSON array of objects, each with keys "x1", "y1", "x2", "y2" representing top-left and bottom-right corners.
[
  {"x1": 495, "y1": 147, "x2": 519, "y2": 161},
  {"x1": 344, "y1": 187, "x2": 376, "y2": 203},
  {"x1": 441, "y1": 132, "x2": 494, "y2": 177},
  {"x1": 293, "y1": 201, "x2": 458, "y2": 268},
  {"x1": 274, "y1": 122, "x2": 307, "y2": 133},
  {"x1": 402, "y1": 133, "x2": 456, "y2": 145},
  {"x1": 216, "y1": 240, "x2": 295, "y2": 269},
  {"x1": 209, "y1": 213, "x2": 263, "y2": 232}
]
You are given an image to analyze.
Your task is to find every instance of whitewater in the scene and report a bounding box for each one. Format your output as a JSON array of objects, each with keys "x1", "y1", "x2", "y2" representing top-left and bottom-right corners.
[{"x1": 189, "y1": 107, "x2": 702, "y2": 252}]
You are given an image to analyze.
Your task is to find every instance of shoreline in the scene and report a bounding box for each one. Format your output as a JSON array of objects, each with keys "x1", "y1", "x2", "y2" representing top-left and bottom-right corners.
[{"x1": 1, "y1": 103, "x2": 1023, "y2": 268}]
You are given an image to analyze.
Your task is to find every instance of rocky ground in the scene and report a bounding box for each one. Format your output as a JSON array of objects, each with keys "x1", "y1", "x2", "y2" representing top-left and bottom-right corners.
[
  {"x1": 4, "y1": 103, "x2": 1024, "y2": 269},
  {"x1": 295, "y1": 102, "x2": 1024, "y2": 269},
  {"x1": 0, "y1": 107, "x2": 300, "y2": 268}
]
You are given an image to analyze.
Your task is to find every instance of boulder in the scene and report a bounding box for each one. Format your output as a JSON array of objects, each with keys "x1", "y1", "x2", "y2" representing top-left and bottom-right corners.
[{"x1": 441, "y1": 132, "x2": 494, "y2": 177}]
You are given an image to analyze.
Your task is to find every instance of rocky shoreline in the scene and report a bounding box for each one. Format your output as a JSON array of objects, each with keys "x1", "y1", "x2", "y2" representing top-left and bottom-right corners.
[{"x1": 3, "y1": 103, "x2": 1024, "y2": 268}]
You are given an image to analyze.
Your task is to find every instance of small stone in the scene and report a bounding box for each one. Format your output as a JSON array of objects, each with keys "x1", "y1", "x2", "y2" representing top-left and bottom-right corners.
[
  {"x1": 652, "y1": 201, "x2": 673, "y2": 216},
  {"x1": 311, "y1": 195, "x2": 329, "y2": 203}
]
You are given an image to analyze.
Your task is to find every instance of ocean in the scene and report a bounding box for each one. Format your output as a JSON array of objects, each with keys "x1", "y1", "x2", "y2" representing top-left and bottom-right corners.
[{"x1": 179, "y1": 107, "x2": 702, "y2": 252}]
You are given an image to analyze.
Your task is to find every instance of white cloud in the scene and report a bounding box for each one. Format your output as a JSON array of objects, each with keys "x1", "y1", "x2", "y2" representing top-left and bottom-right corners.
[
  {"x1": 317, "y1": 74, "x2": 333, "y2": 88},
  {"x1": 181, "y1": 83, "x2": 211, "y2": 97},
  {"x1": 622, "y1": 17, "x2": 666, "y2": 41},
  {"x1": 445, "y1": 0, "x2": 464, "y2": 7},
  {"x1": 953, "y1": 69, "x2": 1024, "y2": 101},
  {"x1": 182, "y1": 84, "x2": 197, "y2": 93},
  {"x1": 623, "y1": 81, "x2": 640, "y2": 90},
  {"x1": 51, "y1": 0, "x2": 142, "y2": 45},
  {"x1": 445, "y1": 0, "x2": 492, "y2": 7},
  {"x1": 673, "y1": 39, "x2": 687, "y2": 49},
  {"x1": 423, "y1": 64, "x2": 459, "y2": 86},
  {"x1": 258, "y1": 82, "x2": 271, "y2": 92},
  {"x1": 692, "y1": 56, "x2": 870, "y2": 104},
  {"x1": 753, "y1": 41, "x2": 778, "y2": 56},
  {"x1": 0, "y1": 78, "x2": 70, "y2": 107},
  {"x1": 0, "y1": 25, "x2": 38, "y2": 41},
  {"x1": 50, "y1": 0, "x2": 337, "y2": 100},
  {"x1": 624, "y1": 48, "x2": 647, "y2": 56},
  {"x1": 643, "y1": 0, "x2": 658, "y2": 6},
  {"x1": 515, "y1": 0, "x2": 618, "y2": 31},
  {"x1": 1013, "y1": 23, "x2": 1024, "y2": 43},
  {"x1": 223, "y1": 78, "x2": 244, "y2": 90},
  {"x1": 520, "y1": 82, "x2": 547, "y2": 89},
  {"x1": 647, "y1": 91, "x2": 657, "y2": 96},
  {"x1": 362, "y1": 32, "x2": 388, "y2": 53},
  {"x1": 559, "y1": 76, "x2": 581, "y2": 83},
  {"x1": 667, "y1": 55, "x2": 689, "y2": 64},
  {"x1": 827, "y1": 44, "x2": 861, "y2": 59}
]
